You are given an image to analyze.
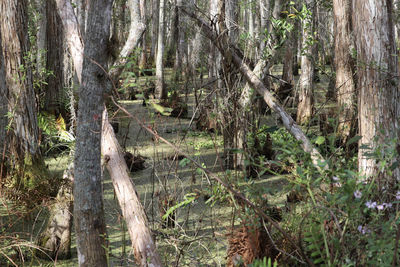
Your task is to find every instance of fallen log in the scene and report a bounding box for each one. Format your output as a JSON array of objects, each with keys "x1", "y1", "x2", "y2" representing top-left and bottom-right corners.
[{"x1": 102, "y1": 109, "x2": 161, "y2": 267}]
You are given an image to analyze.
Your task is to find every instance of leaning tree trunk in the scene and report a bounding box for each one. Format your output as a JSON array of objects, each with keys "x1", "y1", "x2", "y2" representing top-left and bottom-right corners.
[
  {"x1": 155, "y1": 0, "x2": 166, "y2": 99},
  {"x1": 109, "y1": 0, "x2": 145, "y2": 83},
  {"x1": 179, "y1": 4, "x2": 328, "y2": 172},
  {"x1": 102, "y1": 110, "x2": 162, "y2": 267},
  {"x1": 353, "y1": 0, "x2": 400, "y2": 186},
  {"x1": 333, "y1": 0, "x2": 356, "y2": 145},
  {"x1": 0, "y1": 0, "x2": 42, "y2": 183},
  {"x1": 73, "y1": 0, "x2": 113, "y2": 265},
  {"x1": 296, "y1": 0, "x2": 315, "y2": 125}
]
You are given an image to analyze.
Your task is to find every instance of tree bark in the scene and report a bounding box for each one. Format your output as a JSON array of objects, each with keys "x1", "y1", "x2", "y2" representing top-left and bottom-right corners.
[
  {"x1": 0, "y1": 0, "x2": 41, "y2": 167},
  {"x1": 155, "y1": 0, "x2": 166, "y2": 99},
  {"x1": 179, "y1": 4, "x2": 328, "y2": 171},
  {"x1": 44, "y1": 0, "x2": 66, "y2": 116},
  {"x1": 332, "y1": 0, "x2": 356, "y2": 144},
  {"x1": 73, "y1": 0, "x2": 113, "y2": 265},
  {"x1": 151, "y1": 0, "x2": 159, "y2": 59},
  {"x1": 0, "y1": 33, "x2": 7, "y2": 179},
  {"x1": 353, "y1": 0, "x2": 400, "y2": 184},
  {"x1": 139, "y1": 0, "x2": 148, "y2": 69},
  {"x1": 102, "y1": 110, "x2": 162, "y2": 267},
  {"x1": 56, "y1": 0, "x2": 84, "y2": 83},
  {"x1": 296, "y1": 0, "x2": 315, "y2": 125}
]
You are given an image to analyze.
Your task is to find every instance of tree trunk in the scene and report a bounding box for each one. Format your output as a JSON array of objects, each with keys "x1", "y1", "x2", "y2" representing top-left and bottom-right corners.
[
  {"x1": 109, "y1": 0, "x2": 146, "y2": 83},
  {"x1": 296, "y1": 0, "x2": 315, "y2": 125},
  {"x1": 333, "y1": 0, "x2": 356, "y2": 144},
  {"x1": 56, "y1": 1, "x2": 161, "y2": 264},
  {"x1": 102, "y1": 110, "x2": 162, "y2": 267},
  {"x1": 0, "y1": 33, "x2": 7, "y2": 180},
  {"x1": 353, "y1": 0, "x2": 400, "y2": 185},
  {"x1": 0, "y1": 0, "x2": 41, "y2": 169},
  {"x1": 155, "y1": 0, "x2": 166, "y2": 99},
  {"x1": 73, "y1": 0, "x2": 113, "y2": 265},
  {"x1": 44, "y1": 0, "x2": 66, "y2": 116},
  {"x1": 151, "y1": 0, "x2": 159, "y2": 59},
  {"x1": 37, "y1": 162, "x2": 74, "y2": 260},
  {"x1": 139, "y1": 0, "x2": 148, "y2": 69}
]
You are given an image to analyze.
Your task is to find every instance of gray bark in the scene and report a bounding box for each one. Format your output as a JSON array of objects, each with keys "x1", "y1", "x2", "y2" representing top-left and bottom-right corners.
[
  {"x1": 44, "y1": 0, "x2": 66, "y2": 115},
  {"x1": 296, "y1": 0, "x2": 315, "y2": 125},
  {"x1": 102, "y1": 110, "x2": 162, "y2": 267},
  {"x1": 333, "y1": 0, "x2": 356, "y2": 144},
  {"x1": 0, "y1": 33, "x2": 7, "y2": 176},
  {"x1": 73, "y1": 0, "x2": 113, "y2": 265},
  {"x1": 56, "y1": 1, "x2": 162, "y2": 264},
  {"x1": 0, "y1": 0, "x2": 40, "y2": 163},
  {"x1": 155, "y1": 0, "x2": 166, "y2": 99},
  {"x1": 151, "y1": 0, "x2": 159, "y2": 58},
  {"x1": 353, "y1": 0, "x2": 400, "y2": 184}
]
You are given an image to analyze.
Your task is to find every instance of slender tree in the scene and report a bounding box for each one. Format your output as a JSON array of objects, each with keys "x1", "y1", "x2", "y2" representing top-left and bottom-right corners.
[
  {"x1": 0, "y1": 33, "x2": 7, "y2": 179},
  {"x1": 353, "y1": 0, "x2": 400, "y2": 186},
  {"x1": 333, "y1": 0, "x2": 356, "y2": 144},
  {"x1": 155, "y1": 0, "x2": 166, "y2": 99},
  {"x1": 73, "y1": 0, "x2": 113, "y2": 265},
  {"x1": 296, "y1": 0, "x2": 315, "y2": 125}
]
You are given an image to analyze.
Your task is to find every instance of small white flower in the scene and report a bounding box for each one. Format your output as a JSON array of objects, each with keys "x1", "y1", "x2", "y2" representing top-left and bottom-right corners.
[
  {"x1": 366, "y1": 201, "x2": 377, "y2": 209},
  {"x1": 354, "y1": 190, "x2": 362, "y2": 199}
]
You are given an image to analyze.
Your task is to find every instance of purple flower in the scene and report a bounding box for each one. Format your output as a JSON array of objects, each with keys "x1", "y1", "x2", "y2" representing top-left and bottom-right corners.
[
  {"x1": 396, "y1": 191, "x2": 400, "y2": 200},
  {"x1": 357, "y1": 225, "x2": 371, "y2": 235},
  {"x1": 384, "y1": 202, "x2": 393, "y2": 208},
  {"x1": 354, "y1": 190, "x2": 362, "y2": 199},
  {"x1": 377, "y1": 204, "x2": 385, "y2": 210},
  {"x1": 332, "y1": 176, "x2": 339, "y2": 182},
  {"x1": 365, "y1": 201, "x2": 377, "y2": 209}
]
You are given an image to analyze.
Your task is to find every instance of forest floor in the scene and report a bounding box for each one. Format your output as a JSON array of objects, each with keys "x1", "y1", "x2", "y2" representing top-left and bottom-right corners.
[{"x1": 0, "y1": 65, "x2": 333, "y2": 266}]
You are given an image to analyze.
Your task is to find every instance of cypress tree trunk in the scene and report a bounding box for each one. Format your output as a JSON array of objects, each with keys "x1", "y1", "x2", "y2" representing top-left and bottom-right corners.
[
  {"x1": 353, "y1": 0, "x2": 400, "y2": 186},
  {"x1": 296, "y1": 0, "x2": 315, "y2": 125},
  {"x1": 73, "y1": 0, "x2": 113, "y2": 265},
  {"x1": 155, "y1": 0, "x2": 166, "y2": 99},
  {"x1": 333, "y1": 0, "x2": 356, "y2": 144},
  {"x1": 0, "y1": 0, "x2": 42, "y2": 184}
]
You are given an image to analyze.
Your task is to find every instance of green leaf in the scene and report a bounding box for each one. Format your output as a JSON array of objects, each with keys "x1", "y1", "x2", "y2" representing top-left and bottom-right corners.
[
  {"x1": 179, "y1": 158, "x2": 190, "y2": 167},
  {"x1": 162, "y1": 193, "x2": 196, "y2": 220},
  {"x1": 315, "y1": 136, "x2": 325, "y2": 145},
  {"x1": 347, "y1": 135, "x2": 362, "y2": 146},
  {"x1": 150, "y1": 102, "x2": 172, "y2": 116}
]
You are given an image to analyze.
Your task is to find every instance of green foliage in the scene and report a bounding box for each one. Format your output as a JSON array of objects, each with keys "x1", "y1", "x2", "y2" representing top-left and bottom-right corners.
[
  {"x1": 37, "y1": 113, "x2": 75, "y2": 154},
  {"x1": 248, "y1": 257, "x2": 278, "y2": 267},
  {"x1": 162, "y1": 193, "x2": 197, "y2": 221},
  {"x1": 284, "y1": 131, "x2": 400, "y2": 266}
]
